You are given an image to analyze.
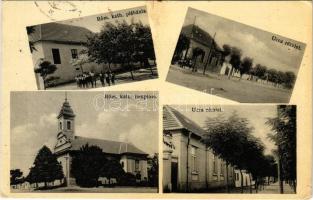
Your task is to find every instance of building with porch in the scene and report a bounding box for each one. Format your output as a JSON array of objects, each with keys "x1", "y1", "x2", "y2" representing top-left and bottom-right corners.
[
  {"x1": 163, "y1": 106, "x2": 235, "y2": 192},
  {"x1": 176, "y1": 24, "x2": 223, "y2": 72}
]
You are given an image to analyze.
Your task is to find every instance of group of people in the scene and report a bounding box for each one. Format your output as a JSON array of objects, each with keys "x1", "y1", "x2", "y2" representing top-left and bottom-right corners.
[
  {"x1": 75, "y1": 71, "x2": 116, "y2": 88},
  {"x1": 99, "y1": 71, "x2": 115, "y2": 87}
]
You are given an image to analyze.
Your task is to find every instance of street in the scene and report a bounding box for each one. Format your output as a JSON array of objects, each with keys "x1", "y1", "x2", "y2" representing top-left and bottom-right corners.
[
  {"x1": 166, "y1": 65, "x2": 292, "y2": 103},
  {"x1": 202, "y1": 181, "x2": 295, "y2": 194}
]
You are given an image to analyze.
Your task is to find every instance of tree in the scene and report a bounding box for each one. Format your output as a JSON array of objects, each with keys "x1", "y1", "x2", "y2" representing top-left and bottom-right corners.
[
  {"x1": 26, "y1": 26, "x2": 36, "y2": 53},
  {"x1": 148, "y1": 153, "x2": 159, "y2": 187},
  {"x1": 191, "y1": 47, "x2": 205, "y2": 72},
  {"x1": 267, "y1": 105, "x2": 296, "y2": 193},
  {"x1": 86, "y1": 21, "x2": 154, "y2": 80},
  {"x1": 71, "y1": 143, "x2": 108, "y2": 187},
  {"x1": 26, "y1": 145, "x2": 64, "y2": 188},
  {"x1": 100, "y1": 158, "x2": 125, "y2": 184},
  {"x1": 283, "y1": 71, "x2": 296, "y2": 89},
  {"x1": 239, "y1": 57, "x2": 253, "y2": 80},
  {"x1": 222, "y1": 44, "x2": 231, "y2": 57},
  {"x1": 228, "y1": 47, "x2": 242, "y2": 79},
  {"x1": 267, "y1": 68, "x2": 279, "y2": 85},
  {"x1": 202, "y1": 112, "x2": 254, "y2": 193},
  {"x1": 70, "y1": 52, "x2": 90, "y2": 74},
  {"x1": 252, "y1": 64, "x2": 267, "y2": 80},
  {"x1": 34, "y1": 60, "x2": 57, "y2": 90},
  {"x1": 173, "y1": 33, "x2": 190, "y2": 63},
  {"x1": 10, "y1": 169, "x2": 23, "y2": 185}
]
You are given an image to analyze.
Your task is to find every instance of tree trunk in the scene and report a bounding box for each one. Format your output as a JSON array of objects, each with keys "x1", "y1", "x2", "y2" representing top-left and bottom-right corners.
[
  {"x1": 240, "y1": 169, "x2": 244, "y2": 193},
  {"x1": 43, "y1": 78, "x2": 46, "y2": 90},
  {"x1": 192, "y1": 58, "x2": 197, "y2": 72},
  {"x1": 226, "y1": 162, "x2": 230, "y2": 193},
  {"x1": 80, "y1": 64, "x2": 84, "y2": 74},
  {"x1": 249, "y1": 174, "x2": 252, "y2": 193},
  {"x1": 108, "y1": 63, "x2": 112, "y2": 72},
  {"x1": 255, "y1": 177, "x2": 258, "y2": 193},
  {"x1": 42, "y1": 75, "x2": 47, "y2": 90},
  {"x1": 129, "y1": 62, "x2": 134, "y2": 80},
  {"x1": 145, "y1": 59, "x2": 153, "y2": 75},
  {"x1": 228, "y1": 67, "x2": 234, "y2": 79}
]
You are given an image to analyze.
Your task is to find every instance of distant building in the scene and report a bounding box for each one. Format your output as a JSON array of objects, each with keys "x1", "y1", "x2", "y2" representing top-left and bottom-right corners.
[
  {"x1": 163, "y1": 106, "x2": 235, "y2": 192},
  {"x1": 28, "y1": 23, "x2": 103, "y2": 89},
  {"x1": 54, "y1": 97, "x2": 148, "y2": 186},
  {"x1": 178, "y1": 25, "x2": 223, "y2": 72}
]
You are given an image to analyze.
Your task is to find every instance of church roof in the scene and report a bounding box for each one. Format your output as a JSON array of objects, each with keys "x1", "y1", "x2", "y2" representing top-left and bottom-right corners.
[
  {"x1": 163, "y1": 106, "x2": 207, "y2": 138},
  {"x1": 58, "y1": 99, "x2": 75, "y2": 118},
  {"x1": 71, "y1": 136, "x2": 148, "y2": 156},
  {"x1": 28, "y1": 22, "x2": 93, "y2": 44},
  {"x1": 181, "y1": 24, "x2": 222, "y2": 52}
]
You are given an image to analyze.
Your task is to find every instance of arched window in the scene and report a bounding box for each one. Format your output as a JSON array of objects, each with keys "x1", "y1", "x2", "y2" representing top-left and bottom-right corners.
[
  {"x1": 67, "y1": 121, "x2": 71, "y2": 130},
  {"x1": 59, "y1": 122, "x2": 62, "y2": 130},
  {"x1": 121, "y1": 161, "x2": 124, "y2": 168}
]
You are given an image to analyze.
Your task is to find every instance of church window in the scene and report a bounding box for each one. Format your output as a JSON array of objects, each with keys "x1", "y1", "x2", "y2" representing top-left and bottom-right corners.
[
  {"x1": 59, "y1": 122, "x2": 62, "y2": 130},
  {"x1": 121, "y1": 161, "x2": 124, "y2": 168},
  {"x1": 67, "y1": 121, "x2": 71, "y2": 130}
]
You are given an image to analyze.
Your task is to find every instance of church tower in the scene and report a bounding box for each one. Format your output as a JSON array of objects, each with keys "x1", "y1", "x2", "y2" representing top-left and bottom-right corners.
[{"x1": 56, "y1": 95, "x2": 75, "y2": 142}]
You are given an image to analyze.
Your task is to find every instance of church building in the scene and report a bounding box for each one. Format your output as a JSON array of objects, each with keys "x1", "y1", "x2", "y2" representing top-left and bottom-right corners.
[{"x1": 54, "y1": 97, "x2": 148, "y2": 186}]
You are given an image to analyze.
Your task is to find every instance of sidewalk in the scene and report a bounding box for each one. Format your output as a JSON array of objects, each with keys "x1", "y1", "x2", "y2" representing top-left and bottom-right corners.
[{"x1": 258, "y1": 181, "x2": 295, "y2": 194}]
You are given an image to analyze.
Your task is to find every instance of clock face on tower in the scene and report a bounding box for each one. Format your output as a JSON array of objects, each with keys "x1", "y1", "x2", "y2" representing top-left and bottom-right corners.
[{"x1": 55, "y1": 133, "x2": 70, "y2": 149}]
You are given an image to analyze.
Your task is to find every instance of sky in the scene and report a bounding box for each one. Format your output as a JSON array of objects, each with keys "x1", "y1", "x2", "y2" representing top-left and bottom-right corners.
[
  {"x1": 169, "y1": 105, "x2": 277, "y2": 156},
  {"x1": 182, "y1": 8, "x2": 306, "y2": 74},
  {"x1": 10, "y1": 91, "x2": 158, "y2": 175},
  {"x1": 58, "y1": 6, "x2": 149, "y2": 33}
]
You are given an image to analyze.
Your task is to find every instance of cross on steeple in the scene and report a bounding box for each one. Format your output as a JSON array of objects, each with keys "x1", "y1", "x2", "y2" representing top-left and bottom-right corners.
[{"x1": 65, "y1": 92, "x2": 68, "y2": 102}]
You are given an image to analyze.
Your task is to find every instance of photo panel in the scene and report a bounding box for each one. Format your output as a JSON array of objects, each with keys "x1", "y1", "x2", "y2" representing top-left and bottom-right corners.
[
  {"x1": 163, "y1": 104, "x2": 296, "y2": 194},
  {"x1": 10, "y1": 91, "x2": 159, "y2": 193},
  {"x1": 166, "y1": 7, "x2": 306, "y2": 103},
  {"x1": 27, "y1": 6, "x2": 158, "y2": 90}
]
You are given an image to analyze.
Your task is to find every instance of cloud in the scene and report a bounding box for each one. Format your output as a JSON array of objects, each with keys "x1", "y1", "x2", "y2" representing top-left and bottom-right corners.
[
  {"x1": 118, "y1": 120, "x2": 158, "y2": 155},
  {"x1": 11, "y1": 113, "x2": 57, "y2": 175}
]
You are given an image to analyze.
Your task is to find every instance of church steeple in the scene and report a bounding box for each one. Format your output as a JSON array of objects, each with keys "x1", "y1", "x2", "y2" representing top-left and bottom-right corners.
[{"x1": 57, "y1": 93, "x2": 75, "y2": 141}]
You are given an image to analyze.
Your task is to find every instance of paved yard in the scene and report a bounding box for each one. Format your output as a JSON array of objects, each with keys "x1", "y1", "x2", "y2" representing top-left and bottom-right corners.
[
  {"x1": 166, "y1": 65, "x2": 292, "y2": 103},
  {"x1": 47, "y1": 67, "x2": 158, "y2": 90},
  {"x1": 12, "y1": 186, "x2": 158, "y2": 193}
]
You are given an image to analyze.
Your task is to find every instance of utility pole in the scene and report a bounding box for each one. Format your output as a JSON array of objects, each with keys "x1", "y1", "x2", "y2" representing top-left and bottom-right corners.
[{"x1": 203, "y1": 32, "x2": 216, "y2": 75}]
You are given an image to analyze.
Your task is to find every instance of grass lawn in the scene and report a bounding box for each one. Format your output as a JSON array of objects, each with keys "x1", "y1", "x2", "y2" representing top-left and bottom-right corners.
[{"x1": 166, "y1": 66, "x2": 292, "y2": 103}]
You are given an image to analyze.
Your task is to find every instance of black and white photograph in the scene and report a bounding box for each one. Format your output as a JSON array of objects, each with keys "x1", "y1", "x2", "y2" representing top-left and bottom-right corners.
[
  {"x1": 167, "y1": 8, "x2": 306, "y2": 103},
  {"x1": 163, "y1": 105, "x2": 296, "y2": 193},
  {"x1": 27, "y1": 6, "x2": 158, "y2": 90},
  {"x1": 10, "y1": 91, "x2": 159, "y2": 193}
]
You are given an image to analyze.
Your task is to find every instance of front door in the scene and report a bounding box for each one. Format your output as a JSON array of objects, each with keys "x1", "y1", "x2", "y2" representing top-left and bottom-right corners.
[{"x1": 171, "y1": 162, "x2": 178, "y2": 192}]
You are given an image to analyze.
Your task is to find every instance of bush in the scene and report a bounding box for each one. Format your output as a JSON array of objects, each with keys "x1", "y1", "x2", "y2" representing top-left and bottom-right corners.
[{"x1": 118, "y1": 172, "x2": 136, "y2": 186}]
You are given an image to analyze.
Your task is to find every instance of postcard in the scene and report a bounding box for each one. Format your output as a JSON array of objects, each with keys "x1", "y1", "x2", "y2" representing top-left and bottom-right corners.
[
  {"x1": 26, "y1": 6, "x2": 158, "y2": 90},
  {"x1": 10, "y1": 91, "x2": 159, "y2": 193},
  {"x1": 166, "y1": 8, "x2": 306, "y2": 103}
]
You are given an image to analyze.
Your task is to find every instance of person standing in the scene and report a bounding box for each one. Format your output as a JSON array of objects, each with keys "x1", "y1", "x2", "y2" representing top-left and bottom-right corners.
[
  {"x1": 99, "y1": 71, "x2": 105, "y2": 87},
  {"x1": 106, "y1": 72, "x2": 111, "y2": 86},
  {"x1": 111, "y1": 72, "x2": 115, "y2": 85}
]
